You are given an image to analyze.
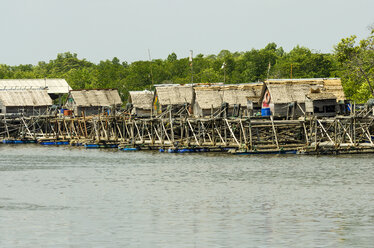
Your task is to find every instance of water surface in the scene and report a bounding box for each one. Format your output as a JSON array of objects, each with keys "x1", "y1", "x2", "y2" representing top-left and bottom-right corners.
[{"x1": 0, "y1": 145, "x2": 373, "y2": 247}]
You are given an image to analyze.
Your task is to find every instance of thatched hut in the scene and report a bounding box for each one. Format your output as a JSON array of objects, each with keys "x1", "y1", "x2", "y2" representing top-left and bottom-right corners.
[
  {"x1": 0, "y1": 79, "x2": 71, "y2": 100},
  {"x1": 128, "y1": 90, "x2": 154, "y2": 117},
  {"x1": 193, "y1": 83, "x2": 263, "y2": 117},
  {"x1": 154, "y1": 85, "x2": 194, "y2": 114},
  {"x1": 259, "y1": 78, "x2": 345, "y2": 117},
  {"x1": 222, "y1": 83, "x2": 263, "y2": 116},
  {"x1": 0, "y1": 90, "x2": 52, "y2": 115},
  {"x1": 65, "y1": 89, "x2": 122, "y2": 116},
  {"x1": 193, "y1": 85, "x2": 222, "y2": 117}
]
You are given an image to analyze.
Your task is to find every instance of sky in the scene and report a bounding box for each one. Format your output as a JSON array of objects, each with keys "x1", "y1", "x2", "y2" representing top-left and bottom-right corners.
[{"x1": 1, "y1": 0, "x2": 373, "y2": 65}]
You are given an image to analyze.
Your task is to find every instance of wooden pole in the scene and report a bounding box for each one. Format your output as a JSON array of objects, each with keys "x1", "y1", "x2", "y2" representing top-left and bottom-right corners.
[{"x1": 290, "y1": 64, "x2": 293, "y2": 79}]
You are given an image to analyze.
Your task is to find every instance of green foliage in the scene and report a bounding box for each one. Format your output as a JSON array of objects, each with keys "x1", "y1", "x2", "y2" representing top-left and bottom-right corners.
[
  {"x1": 271, "y1": 45, "x2": 334, "y2": 79},
  {"x1": 334, "y1": 28, "x2": 374, "y2": 102},
  {"x1": 1, "y1": 28, "x2": 373, "y2": 103}
]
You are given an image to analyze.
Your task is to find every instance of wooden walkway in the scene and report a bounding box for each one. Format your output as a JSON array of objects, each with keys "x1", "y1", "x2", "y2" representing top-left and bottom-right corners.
[{"x1": 1, "y1": 112, "x2": 374, "y2": 155}]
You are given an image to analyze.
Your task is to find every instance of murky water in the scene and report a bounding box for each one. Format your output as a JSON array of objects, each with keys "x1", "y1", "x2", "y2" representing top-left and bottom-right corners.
[{"x1": 0, "y1": 145, "x2": 373, "y2": 247}]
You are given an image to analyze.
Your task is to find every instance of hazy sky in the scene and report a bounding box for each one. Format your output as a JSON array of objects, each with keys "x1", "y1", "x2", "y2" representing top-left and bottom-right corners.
[{"x1": 1, "y1": 0, "x2": 373, "y2": 65}]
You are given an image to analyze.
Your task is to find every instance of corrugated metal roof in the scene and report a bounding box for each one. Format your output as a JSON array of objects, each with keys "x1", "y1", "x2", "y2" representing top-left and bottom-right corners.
[
  {"x1": 0, "y1": 90, "x2": 52, "y2": 106},
  {"x1": 0, "y1": 79, "x2": 72, "y2": 94},
  {"x1": 69, "y1": 89, "x2": 122, "y2": 107}
]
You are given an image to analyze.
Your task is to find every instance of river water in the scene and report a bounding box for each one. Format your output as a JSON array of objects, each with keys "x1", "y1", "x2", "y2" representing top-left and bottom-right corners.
[{"x1": 0, "y1": 145, "x2": 373, "y2": 248}]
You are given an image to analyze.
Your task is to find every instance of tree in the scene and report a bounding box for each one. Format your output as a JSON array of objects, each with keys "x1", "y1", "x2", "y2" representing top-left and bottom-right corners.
[
  {"x1": 167, "y1": 53, "x2": 177, "y2": 62},
  {"x1": 334, "y1": 27, "x2": 374, "y2": 101},
  {"x1": 3, "y1": 32, "x2": 374, "y2": 102}
]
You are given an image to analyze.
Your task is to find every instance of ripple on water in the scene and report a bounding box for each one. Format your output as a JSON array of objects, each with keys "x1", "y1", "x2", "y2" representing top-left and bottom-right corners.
[{"x1": 0, "y1": 145, "x2": 373, "y2": 247}]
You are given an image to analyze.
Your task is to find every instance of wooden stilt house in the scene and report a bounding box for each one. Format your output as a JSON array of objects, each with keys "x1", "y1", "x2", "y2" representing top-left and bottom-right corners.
[
  {"x1": 0, "y1": 79, "x2": 71, "y2": 100},
  {"x1": 0, "y1": 90, "x2": 52, "y2": 115},
  {"x1": 259, "y1": 78, "x2": 346, "y2": 118},
  {"x1": 193, "y1": 85, "x2": 223, "y2": 117},
  {"x1": 154, "y1": 85, "x2": 194, "y2": 115},
  {"x1": 128, "y1": 90, "x2": 155, "y2": 117},
  {"x1": 193, "y1": 83, "x2": 263, "y2": 117},
  {"x1": 65, "y1": 89, "x2": 122, "y2": 116}
]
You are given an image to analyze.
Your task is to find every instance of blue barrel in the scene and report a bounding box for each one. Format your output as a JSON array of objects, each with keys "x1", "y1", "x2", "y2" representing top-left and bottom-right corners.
[
  {"x1": 261, "y1": 108, "x2": 271, "y2": 116},
  {"x1": 122, "y1": 147, "x2": 139, "y2": 151}
]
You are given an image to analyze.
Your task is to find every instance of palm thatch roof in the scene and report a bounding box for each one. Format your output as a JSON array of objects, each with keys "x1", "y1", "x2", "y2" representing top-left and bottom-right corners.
[
  {"x1": 129, "y1": 90, "x2": 154, "y2": 109},
  {"x1": 194, "y1": 86, "x2": 223, "y2": 109},
  {"x1": 306, "y1": 92, "x2": 337, "y2": 101},
  {"x1": 260, "y1": 78, "x2": 345, "y2": 104},
  {"x1": 0, "y1": 90, "x2": 52, "y2": 106},
  {"x1": 194, "y1": 83, "x2": 263, "y2": 109},
  {"x1": 222, "y1": 83, "x2": 263, "y2": 104},
  {"x1": 155, "y1": 85, "x2": 194, "y2": 105},
  {"x1": 69, "y1": 89, "x2": 122, "y2": 107},
  {"x1": 323, "y1": 78, "x2": 345, "y2": 101}
]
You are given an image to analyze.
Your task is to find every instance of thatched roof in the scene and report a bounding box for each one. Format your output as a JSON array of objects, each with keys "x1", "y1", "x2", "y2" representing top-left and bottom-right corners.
[
  {"x1": 222, "y1": 84, "x2": 263, "y2": 104},
  {"x1": 0, "y1": 90, "x2": 52, "y2": 106},
  {"x1": 194, "y1": 83, "x2": 263, "y2": 109},
  {"x1": 194, "y1": 87, "x2": 223, "y2": 109},
  {"x1": 69, "y1": 89, "x2": 122, "y2": 107},
  {"x1": 261, "y1": 78, "x2": 345, "y2": 104},
  {"x1": 155, "y1": 85, "x2": 194, "y2": 105},
  {"x1": 0, "y1": 79, "x2": 72, "y2": 94},
  {"x1": 323, "y1": 78, "x2": 345, "y2": 101},
  {"x1": 129, "y1": 90, "x2": 154, "y2": 109},
  {"x1": 306, "y1": 92, "x2": 337, "y2": 101}
]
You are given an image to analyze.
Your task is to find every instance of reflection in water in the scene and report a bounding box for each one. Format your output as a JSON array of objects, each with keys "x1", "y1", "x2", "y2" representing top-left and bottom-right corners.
[{"x1": 0, "y1": 145, "x2": 373, "y2": 247}]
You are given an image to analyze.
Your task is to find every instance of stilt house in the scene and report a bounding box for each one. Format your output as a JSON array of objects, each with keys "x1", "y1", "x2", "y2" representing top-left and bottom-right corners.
[
  {"x1": 193, "y1": 83, "x2": 263, "y2": 117},
  {"x1": 65, "y1": 89, "x2": 122, "y2": 116},
  {"x1": 128, "y1": 90, "x2": 154, "y2": 117},
  {"x1": 0, "y1": 79, "x2": 72, "y2": 100},
  {"x1": 259, "y1": 78, "x2": 345, "y2": 118},
  {"x1": 154, "y1": 85, "x2": 194, "y2": 115},
  {"x1": 0, "y1": 90, "x2": 52, "y2": 115}
]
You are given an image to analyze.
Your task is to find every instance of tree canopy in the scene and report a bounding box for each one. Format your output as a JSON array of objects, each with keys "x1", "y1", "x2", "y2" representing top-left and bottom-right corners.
[
  {"x1": 334, "y1": 27, "x2": 374, "y2": 102},
  {"x1": 1, "y1": 28, "x2": 373, "y2": 103}
]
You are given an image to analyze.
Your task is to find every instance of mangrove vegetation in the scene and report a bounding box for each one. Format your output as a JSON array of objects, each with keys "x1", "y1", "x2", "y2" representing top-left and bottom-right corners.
[{"x1": 0, "y1": 28, "x2": 373, "y2": 103}]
